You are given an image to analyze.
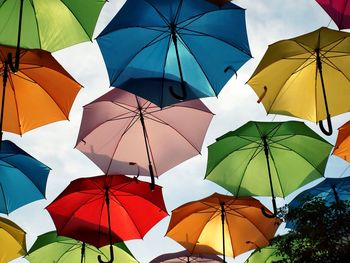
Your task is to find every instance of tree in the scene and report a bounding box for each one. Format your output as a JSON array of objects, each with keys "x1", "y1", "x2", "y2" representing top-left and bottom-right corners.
[{"x1": 271, "y1": 197, "x2": 350, "y2": 263}]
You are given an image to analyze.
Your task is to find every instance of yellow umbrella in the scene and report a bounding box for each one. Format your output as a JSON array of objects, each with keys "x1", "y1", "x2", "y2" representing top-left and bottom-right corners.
[
  {"x1": 247, "y1": 27, "x2": 350, "y2": 135},
  {"x1": 166, "y1": 193, "x2": 281, "y2": 262},
  {"x1": 0, "y1": 216, "x2": 26, "y2": 263},
  {"x1": 333, "y1": 120, "x2": 350, "y2": 162}
]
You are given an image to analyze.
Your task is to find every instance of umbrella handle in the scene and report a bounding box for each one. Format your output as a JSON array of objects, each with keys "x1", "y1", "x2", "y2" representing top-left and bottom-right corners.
[
  {"x1": 257, "y1": 86, "x2": 267, "y2": 103},
  {"x1": 149, "y1": 164, "x2": 155, "y2": 190},
  {"x1": 319, "y1": 114, "x2": 333, "y2": 136},
  {"x1": 169, "y1": 84, "x2": 187, "y2": 100},
  {"x1": 261, "y1": 197, "x2": 278, "y2": 218},
  {"x1": 97, "y1": 244, "x2": 114, "y2": 263}
]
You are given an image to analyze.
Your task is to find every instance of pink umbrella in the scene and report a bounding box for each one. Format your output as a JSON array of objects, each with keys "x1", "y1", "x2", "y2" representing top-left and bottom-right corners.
[
  {"x1": 316, "y1": 0, "x2": 350, "y2": 29},
  {"x1": 75, "y1": 88, "x2": 213, "y2": 188}
]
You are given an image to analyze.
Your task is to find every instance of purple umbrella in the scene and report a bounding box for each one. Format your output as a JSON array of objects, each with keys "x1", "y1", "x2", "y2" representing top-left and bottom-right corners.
[
  {"x1": 150, "y1": 250, "x2": 223, "y2": 262},
  {"x1": 75, "y1": 88, "x2": 213, "y2": 188},
  {"x1": 316, "y1": 0, "x2": 350, "y2": 29}
]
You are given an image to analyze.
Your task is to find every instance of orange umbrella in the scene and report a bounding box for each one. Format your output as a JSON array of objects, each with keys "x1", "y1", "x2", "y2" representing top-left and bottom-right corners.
[
  {"x1": 166, "y1": 193, "x2": 281, "y2": 262},
  {"x1": 0, "y1": 45, "x2": 81, "y2": 136},
  {"x1": 333, "y1": 121, "x2": 350, "y2": 162}
]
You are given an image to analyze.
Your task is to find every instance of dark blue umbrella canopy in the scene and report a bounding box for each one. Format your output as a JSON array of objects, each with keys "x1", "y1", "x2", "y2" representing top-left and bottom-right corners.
[
  {"x1": 0, "y1": 140, "x2": 50, "y2": 214},
  {"x1": 97, "y1": 0, "x2": 251, "y2": 107},
  {"x1": 286, "y1": 176, "x2": 350, "y2": 228}
]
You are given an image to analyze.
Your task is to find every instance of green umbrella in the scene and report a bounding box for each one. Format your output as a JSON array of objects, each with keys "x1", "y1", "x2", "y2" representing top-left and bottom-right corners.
[
  {"x1": 0, "y1": 0, "x2": 106, "y2": 70},
  {"x1": 246, "y1": 246, "x2": 282, "y2": 263},
  {"x1": 25, "y1": 231, "x2": 138, "y2": 263},
  {"x1": 205, "y1": 121, "x2": 332, "y2": 217}
]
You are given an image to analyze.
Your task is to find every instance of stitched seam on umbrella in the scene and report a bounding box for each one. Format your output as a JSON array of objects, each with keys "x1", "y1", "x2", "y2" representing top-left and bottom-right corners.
[
  {"x1": 7, "y1": 71, "x2": 22, "y2": 135},
  {"x1": 160, "y1": 28, "x2": 172, "y2": 108},
  {"x1": 53, "y1": 241, "x2": 81, "y2": 263},
  {"x1": 30, "y1": 0, "x2": 42, "y2": 50}
]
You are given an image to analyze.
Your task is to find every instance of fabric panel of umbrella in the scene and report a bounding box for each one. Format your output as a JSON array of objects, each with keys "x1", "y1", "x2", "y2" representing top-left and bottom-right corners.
[
  {"x1": 150, "y1": 250, "x2": 224, "y2": 262},
  {"x1": 247, "y1": 27, "x2": 350, "y2": 135},
  {"x1": 333, "y1": 120, "x2": 350, "y2": 162},
  {"x1": 25, "y1": 231, "x2": 138, "y2": 263},
  {"x1": 205, "y1": 121, "x2": 333, "y2": 217},
  {"x1": 315, "y1": 0, "x2": 350, "y2": 30},
  {"x1": 46, "y1": 174, "x2": 167, "y2": 263},
  {"x1": 0, "y1": 216, "x2": 26, "y2": 263},
  {"x1": 96, "y1": 0, "x2": 251, "y2": 107},
  {"x1": 75, "y1": 88, "x2": 213, "y2": 189},
  {"x1": 0, "y1": 140, "x2": 50, "y2": 214},
  {"x1": 0, "y1": 46, "x2": 81, "y2": 138},
  {"x1": 166, "y1": 193, "x2": 281, "y2": 262}
]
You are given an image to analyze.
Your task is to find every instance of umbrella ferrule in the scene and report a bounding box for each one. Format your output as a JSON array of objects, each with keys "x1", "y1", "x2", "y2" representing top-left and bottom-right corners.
[
  {"x1": 104, "y1": 188, "x2": 110, "y2": 205},
  {"x1": 220, "y1": 202, "x2": 225, "y2": 223},
  {"x1": 170, "y1": 23, "x2": 177, "y2": 43},
  {"x1": 315, "y1": 48, "x2": 322, "y2": 70},
  {"x1": 262, "y1": 136, "x2": 269, "y2": 156}
]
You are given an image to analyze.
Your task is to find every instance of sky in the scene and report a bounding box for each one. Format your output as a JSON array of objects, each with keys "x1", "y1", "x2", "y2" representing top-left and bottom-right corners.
[{"x1": 6, "y1": 0, "x2": 350, "y2": 262}]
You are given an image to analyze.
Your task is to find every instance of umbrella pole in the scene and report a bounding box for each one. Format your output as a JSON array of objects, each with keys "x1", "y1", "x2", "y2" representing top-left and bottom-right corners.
[
  {"x1": 137, "y1": 103, "x2": 156, "y2": 190},
  {"x1": 98, "y1": 187, "x2": 114, "y2": 263},
  {"x1": 169, "y1": 23, "x2": 187, "y2": 100},
  {"x1": 81, "y1": 242, "x2": 85, "y2": 263},
  {"x1": 220, "y1": 202, "x2": 226, "y2": 263},
  {"x1": 331, "y1": 184, "x2": 340, "y2": 204},
  {"x1": 316, "y1": 48, "x2": 333, "y2": 136},
  {"x1": 0, "y1": 60, "x2": 9, "y2": 148},
  {"x1": 261, "y1": 136, "x2": 278, "y2": 218}
]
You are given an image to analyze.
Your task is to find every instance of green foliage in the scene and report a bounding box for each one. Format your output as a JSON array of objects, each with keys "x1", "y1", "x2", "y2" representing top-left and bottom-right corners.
[{"x1": 271, "y1": 198, "x2": 350, "y2": 263}]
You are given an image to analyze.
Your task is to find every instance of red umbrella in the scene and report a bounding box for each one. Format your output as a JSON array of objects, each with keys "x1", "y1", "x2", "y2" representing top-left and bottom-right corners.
[
  {"x1": 316, "y1": 0, "x2": 350, "y2": 29},
  {"x1": 75, "y1": 88, "x2": 213, "y2": 189},
  {"x1": 46, "y1": 175, "x2": 168, "y2": 263}
]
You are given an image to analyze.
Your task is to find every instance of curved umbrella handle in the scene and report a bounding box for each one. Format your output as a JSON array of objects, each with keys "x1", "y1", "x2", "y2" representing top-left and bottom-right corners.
[
  {"x1": 319, "y1": 114, "x2": 333, "y2": 136},
  {"x1": 98, "y1": 244, "x2": 114, "y2": 263},
  {"x1": 169, "y1": 84, "x2": 187, "y2": 100},
  {"x1": 257, "y1": 86, "x2": 267, "y2": 103},
  {"x1": 261, "y1": 197, "x2": 278, "y2": 218}
]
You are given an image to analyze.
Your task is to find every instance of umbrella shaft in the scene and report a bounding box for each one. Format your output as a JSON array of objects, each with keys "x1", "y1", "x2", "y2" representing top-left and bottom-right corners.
[
  {"x1": 315, "y1": 49, "x2": 330, "y2": 117},
  {"x1": 170, "y1": 24, "x2": 185, "y2": 87},
  {"x1": 262, "y1": 137, "x2": 276, "y2": 200},
  {"x1": 0, "y1": 61, "x2": 9, "y2": 144},
  {"x1": 220, "y1": 203, "x2": 226, "y2": 263},
  {"x1": 13, "y1": 0, "x2": 25, "y2": 72}
]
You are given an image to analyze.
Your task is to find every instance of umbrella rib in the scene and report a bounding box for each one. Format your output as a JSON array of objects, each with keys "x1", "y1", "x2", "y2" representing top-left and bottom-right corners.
[
  {"x1": 160, "y1": 33, "x2": 172, "y2": 107},
  {"x1": 29, "y1": 1, "x2": 43, "y2": 50},
  {"x1": 144, "y1": 0, "x2": 171, "y2": 25},
  {"x1": 0, "y1": 183, "x2": 9, "y2": 214},
  {"x1": 267, "y1": 150, "x2": 285, "y2": 198},
  {"x1": 321, "y1": 57, "x2": 350, "y2": 83},
  {"x1": 54, "y1": 242, "x2": 81, "y2": 263},
  {"x1": 110, "y1": 31, "x2": 170, "y2": 85},
  {"x1": 7, "y1": 72, "x2": 23, "y2": 135}
]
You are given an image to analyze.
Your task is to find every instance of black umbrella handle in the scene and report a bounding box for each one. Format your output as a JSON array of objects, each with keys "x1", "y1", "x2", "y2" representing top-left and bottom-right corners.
[
  {"x1": 319, "y1": 114, "x2": 333, "y2": 136},
  {"x1": 261, "y1": 197, "x2": 278, "y2": 218},
  {"x1": 169, "y1": 83, "x2": 187, "y2": 100},
  {"x1": 98, "y1": 244, "x2": 114, "y2": 263}
]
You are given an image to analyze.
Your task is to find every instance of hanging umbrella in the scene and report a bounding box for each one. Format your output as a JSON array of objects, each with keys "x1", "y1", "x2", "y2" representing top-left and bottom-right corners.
[
  {"x1": 96, "y1": 0, "x2": 251, "y2": 107},
  {"x1": 0, "y1": 216, "x2": 26, "y2": 263},
  {"x1": 0, "y1": 140, "x2": 50, "y2": 214},
  {"x1": 315, "y1": 0, "x2": 350, "y2": 30},
  {"x1": 206, "y1": 0, "x2": 232, "y2": 7},
  {"x1": 166, "y1": 193, "x2": 281, "y2": 263},
  {"x1": 75, "y1": 87, "x2": 213, "y2": 189},
  {"x1": 245, "y1": 246, "x2": 282, "y2": 263},
  {"x1": 0, "y1": 45, "x2": 81, "y2": 137},
  {"x1": 333, "y1": 120, "x2": 350, "y2": 162},
  {"x1": 25, "y1": 231, "x2": 138, "y2": 263},
  {"x1": 205, "y1": 121, "x2": 333, "y2": 217},
  {"x1": 46, "y1": 174, "x2": 167, "y2": 263},
  {"x1": 247, "y1": 27, "x2": 350, "y2": 135},
  {"x1": 0, "y1": 0, "x2": 106, "y2": 71},
  {"x1": 150, "y1": 250, "x2": 223, "y2": 262}
]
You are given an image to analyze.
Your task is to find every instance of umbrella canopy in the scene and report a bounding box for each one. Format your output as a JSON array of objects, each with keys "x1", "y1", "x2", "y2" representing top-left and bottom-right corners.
[
  {"x1": 150, "y1": 250, "x2": 223, "y2": 262},
  {"x1": 0, "y1": 0, "x2": 106, "y2": 52},
  {"x1": 0, "y1": 140, "x2": 50, "y2": 214},
  {"x1": 46, "y1": 174, "x2": 167, "y2": 262},
  {"x1": 333, "y1": 120, "x2": 350, "y2": 162},
  {"x1": 96, "y1": 0, "x2": 251, "y2": 107},
  {"x1": 166, "y1": 193, "x2": 281, "y2": 262},
  {"x1": 0, "y1": 216, "x2": 26, "y2": 263},
  {"x1": 0, "y1": 45, "x2": 81, "y2": 135},
  {"x1": 205, "y1": 121, "x2": 332, "y2": 217},
  {"x1": 75, "y1": 88, "x2": 213, "y2": 188},
  {"x1": 316, "y1": 0, "x2": 350, "y2": 30},
  {"x1": 25, "y1": 231, "x2": 138, "y2": 263},
  {"x1": 247, "y1": 27, "x2": 350, "y2": 135},
  {"x1": 245, "y1": 246, "x2": 282, "y2": 263}
]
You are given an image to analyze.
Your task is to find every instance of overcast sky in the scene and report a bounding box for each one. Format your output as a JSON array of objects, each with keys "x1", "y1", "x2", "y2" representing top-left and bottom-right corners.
[{"x1": 7, "y1": 0, "x2": 350, "y2": 262}]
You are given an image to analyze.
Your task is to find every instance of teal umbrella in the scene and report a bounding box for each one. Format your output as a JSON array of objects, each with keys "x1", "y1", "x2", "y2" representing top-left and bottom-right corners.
[
  {"x1": 25, "y1": 231, "x2": 138, "y2": 263},
  {"x1": 205, "y1": 121, "x2": 332, "y2": 217}
]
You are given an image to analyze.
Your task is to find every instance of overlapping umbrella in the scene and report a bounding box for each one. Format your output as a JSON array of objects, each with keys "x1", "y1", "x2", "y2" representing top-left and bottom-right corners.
[
  {"x1": 47, "y1": 174, "x2": 167, "y2": 263},
  {"x1": 25, "y1": 231, "x2": 138, "y2": 263},
  {"x1": 166, "y1": 193, "x2": 281, "y2": 262},
  {"x1": 315, "y1": 0, "x2": 350, "y2": 30},
  {"x1": 245, "y1": 245, "x2": 282, "y2": 263},
  {"x1": 97, "y1": 0, "x2": 251, "y2": 106},
  {"x1": 150, "y1": 250, "x2": 223, "y2": 262},
  {"x1": 75, "y1": 88, "x2": 213, "y2": 188},
  {"x1": 333, "y1": 120, "x2": 350, "y2": 162},
  {"x1": 0, "y1": 216, "x2": 26, "y2": 263},
  {"x1": 247, "y1": 27, "x2": 350, "y2": 135},
  {"x1": 0, "y1": 140, "x2": 50, "y2": 214},
  {"x1": 205, "y1": 121, "x2": 332, "y2": 217}
]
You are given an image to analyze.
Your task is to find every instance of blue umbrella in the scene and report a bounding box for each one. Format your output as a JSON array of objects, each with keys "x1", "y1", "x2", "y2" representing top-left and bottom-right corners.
[
  {"x1": 286, "y1": 176, "x2": 350, "y2": 228},
  {"x1": 97, "y1": 0, "x2": 251, "y2": 107},
  {"x1": 0, "y1": 140, "x2": 50, "y2": 214}
]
